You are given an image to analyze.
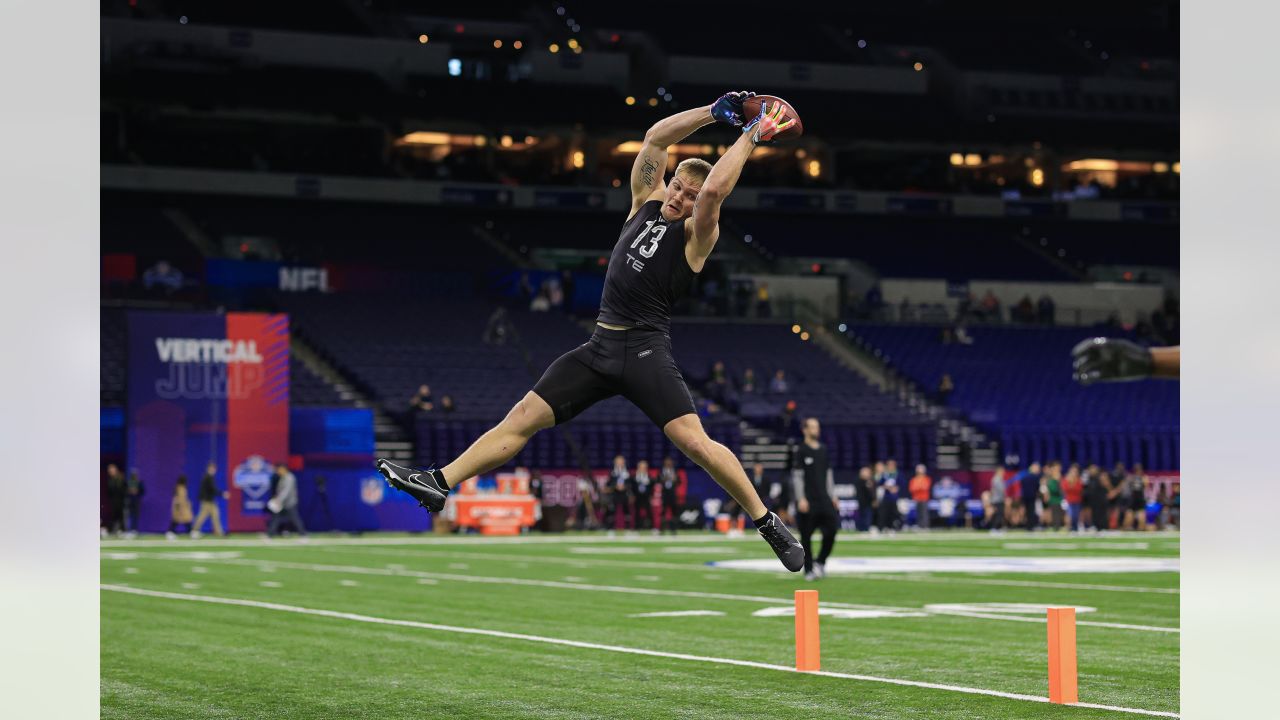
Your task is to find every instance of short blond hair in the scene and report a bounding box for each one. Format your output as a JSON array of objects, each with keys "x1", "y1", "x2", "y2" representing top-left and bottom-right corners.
[{"x1": 674, "y1": 157, "x2": 712, "y2": 185}]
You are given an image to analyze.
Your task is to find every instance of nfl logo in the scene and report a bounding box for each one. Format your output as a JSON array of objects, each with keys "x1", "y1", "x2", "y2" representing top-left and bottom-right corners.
[{"x1": 360, "y1": 477, "x2": 385, "y2": 506}]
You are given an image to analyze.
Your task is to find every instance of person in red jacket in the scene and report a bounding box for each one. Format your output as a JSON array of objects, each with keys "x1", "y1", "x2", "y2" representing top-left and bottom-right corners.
[
  {"x1": 908, "y1": 465, "x2": 933, "y2": 531},
  {"x1": 1062, "y1": 463, "x2": 1085, "y2": 532}
]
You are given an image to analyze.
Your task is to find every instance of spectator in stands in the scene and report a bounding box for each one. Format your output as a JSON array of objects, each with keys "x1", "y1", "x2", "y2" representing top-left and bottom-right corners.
[
  {"x1": 985, "y1": 467, "x2": 1006, "y2": 532},
  {"x1": 1037, "y1": 294, "x2": 1056, "y2": 325},
  {"x1": 167, "y1": 475, "x2": 194, "y2": 540},
  {"x1": 659, "y1": 457, "x2": 681, "y2": 534},
  {"x1": 1124, "y1": 464, "x2": 1150, "y2": 530},
  {"x1": 1013, "y1": 295, "x2": 1036, "y2": 323},
  {"x1": 979, "y1": 290, "x2": 1001, "y2": 322},
  {"x1": 267, "y1": 463, "x2": 306, "y2": 537},
  {"x1": 1063, "y1": 463, "x2": 1084, "y2": 532},
  {"x1": 1110, "y1": 462, "x2": 1130, "y2": 529},
  {"x1": 142, "y1": 260, "x2": 184, "y2": 294},
  {"x1": 877, "y1": 460, "x2": 902, "y2": 532},
  {"x1": 1015, "y1": 462, "x2": 1042, "y2": 531},
  {"x1": 547, "y1": 278, "x2": 564, "y2": 309},
  {"x1": 125, "y1": 468, "x2": 145, "y2": 537},
  {"x1": 956, "y1": 291, "x2": 975, "y2": 323},
  {"x1": 934, "y1": 475, "x2": 966, "y2": 527},
  {"x1": 855, "y1": 466, "x2": 876, "y2": 532},
  {"x1": 741, "y1": 368, "x2": 758, "y2": 394},
  {"x1": 769, "y1": 369, "x2": 790, "y2": 394},
  {"x1": 632, "y1": 460, "x2": 654, "y2": 531},
  {"x1": 192, "y1": 461, "x2": 227, "y2": 537},
  {"x1": 899, "y1": 297, "x2": 914, "y2": 322},
  {"x1": 777, "y1": 400, "x2": 801, "y2": 439},
  {"x1": 909, "y1": 464, "x2": 933, "y2": 530},
  {"x1": 1041, "y1": 461, "x2": 1065, "y2": 530},
  {"x1": 607, "y1": 455, "x2": 631, "y2": 532},
  {"x1": 105, "y1": 464, "x2": 127, "y2": 536},
  {"x1": 936, "y1": 373, "x2": 955, "y2": 405},
  {"x1": 756, "y1": 281, "x2": 772, "y2": 318},
  {"x1": 410, "y1": 385, "x2": 435, "y2": 413},
  {"x1": 530, "y1": 287, "x2": 552, "y2": 312},
  {"x1": 482, "y1": 307, "x2": 510, "y2": 346},
  {"x1": 1167, "y1": 481, "x2": 1180, "y2": 529},
  {"x1": 440, "y1": 395, "x2": 457, "y2": 414}
]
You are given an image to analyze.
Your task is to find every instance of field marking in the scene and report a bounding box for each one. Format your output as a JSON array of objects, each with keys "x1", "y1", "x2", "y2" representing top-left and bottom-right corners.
[
  {"x1": 306, "y1": 548, "x2": 1179, "y2": 594},
  {"x1": 712, "y1": 556, "x2": 1179, "y2": 574},
  {"x1": 858, "y1": 574, "x2": 1179, "y2": 595},
  {"x1": 110, "y1": 555, "x2": 1178, "y2": 633},
  {"x1": 259, "y1": 581, "x2": 282, "y2": 588},
  {"x1": 101, "y1": 584, "x2": 1178, "y2": 718},
  {"x1": 101, "y1": 530, "x2": 1182, "y2": 549},
  {"x1": 628, "y1": 610, "x2": 726, "y2": 618}
]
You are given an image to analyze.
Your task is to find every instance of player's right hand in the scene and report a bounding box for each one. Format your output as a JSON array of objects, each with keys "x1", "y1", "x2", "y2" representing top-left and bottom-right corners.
[
  {"x1": 798, "y1": 498, "x2": 810, "y2": 513},
  {"x1": 743, "y1": 100, "x2": 794, "y2": 145},
  {"x1": 1071, "y1": 337, "x2": 1154, "y2": 385},
  {"x1": 710, "y1": 90, "x2": 755, "y2": 126}
]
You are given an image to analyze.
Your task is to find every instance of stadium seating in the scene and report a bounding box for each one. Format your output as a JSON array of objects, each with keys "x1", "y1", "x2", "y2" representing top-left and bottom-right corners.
[{"x1": 849, "y1": 323, "x2": 1179, "y2": 469}]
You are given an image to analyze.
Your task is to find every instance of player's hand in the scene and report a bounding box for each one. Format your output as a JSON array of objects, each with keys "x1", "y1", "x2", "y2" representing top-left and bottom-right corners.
[
  {"x1": 710, "y1": 90, "x2": 755, "y2": 126},
  {"x1": 798, "y1": 498, "x2": 810, "y2": 513},
  {"x1": 1071, "y1": 337, "x2": 1154, "y2": 385},
  {"x1": 743, "y1": 100, "x2": 794, "y2": 145}
]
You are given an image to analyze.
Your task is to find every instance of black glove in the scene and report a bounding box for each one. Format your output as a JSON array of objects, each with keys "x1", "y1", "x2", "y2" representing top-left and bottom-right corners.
[
  {"x1": 1071, "y1": 337, "x2": 1154, "y2": 385},
  {"x1": 710, "y1": 91, "x2": 755, "y2": 127}
]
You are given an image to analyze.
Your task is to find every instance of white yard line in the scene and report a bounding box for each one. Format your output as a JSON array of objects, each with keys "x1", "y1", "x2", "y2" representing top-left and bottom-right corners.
[
  {"x1": 926, "y1": 609, "x2": 1178, "y2": 634},
  {"x1": 857, "y1": 574, "x2": 1179, "y2": 595},
  {"x1": 107, "y1": 555, "x2": 1178, "y2": 633},
  {"x1": 100, "y1": 584, "x2": 1179, "y2": 718}
]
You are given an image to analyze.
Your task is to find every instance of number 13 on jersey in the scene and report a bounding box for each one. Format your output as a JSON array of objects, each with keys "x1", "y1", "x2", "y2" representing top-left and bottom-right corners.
[{"x1": 631, "y1": 220, "x2": 666, "y2": 259}]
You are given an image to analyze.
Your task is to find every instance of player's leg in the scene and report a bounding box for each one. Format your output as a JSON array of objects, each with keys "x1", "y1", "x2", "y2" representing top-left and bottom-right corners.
[
  {"x1": 378, "y1": 341, "x2": 613, "y2": 511},
  {"x1": 441, "y1": 392, "x2": 555, "y2": 485},
  {"x1": 664, "y1": 414, "x2": 767, "y2": 519}
]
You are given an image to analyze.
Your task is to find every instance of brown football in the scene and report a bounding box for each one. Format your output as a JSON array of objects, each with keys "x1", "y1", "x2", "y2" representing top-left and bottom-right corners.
[{"x1": 740, "y1": 94, "x2": 804, "y2": 140}]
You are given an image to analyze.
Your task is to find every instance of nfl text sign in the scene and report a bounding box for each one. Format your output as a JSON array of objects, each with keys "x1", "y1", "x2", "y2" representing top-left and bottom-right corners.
[{"x1": 127, "y1": 312, "x2": 289, "y2": 532}]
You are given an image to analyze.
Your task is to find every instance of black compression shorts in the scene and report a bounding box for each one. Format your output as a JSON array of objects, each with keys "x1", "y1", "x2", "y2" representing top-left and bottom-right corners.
[{"x1": 532, "y1": 325, "x2": 697, "y2": 428}]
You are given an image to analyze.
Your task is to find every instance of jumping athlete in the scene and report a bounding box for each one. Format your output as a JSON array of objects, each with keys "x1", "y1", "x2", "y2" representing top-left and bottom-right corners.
[{"x1": 376, "y1": 92, "x2": 805, "y2": 571}]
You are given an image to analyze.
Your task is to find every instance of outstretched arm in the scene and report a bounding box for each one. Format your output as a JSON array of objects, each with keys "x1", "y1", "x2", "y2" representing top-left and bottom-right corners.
[
  {"x1": 688, "y1": 101, "x2": 792, "y2": 268},
  {"x1": 629, "y1": 92, "x2": 755, "y2": 219},
  {"x1": 628, "y1": 105, "x2": 716, "y2": 218}
]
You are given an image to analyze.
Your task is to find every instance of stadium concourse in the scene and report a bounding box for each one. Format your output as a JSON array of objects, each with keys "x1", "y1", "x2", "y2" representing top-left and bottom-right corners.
[{"x1": 100, "y1": 1, "x2": 1178, "y2": 717}]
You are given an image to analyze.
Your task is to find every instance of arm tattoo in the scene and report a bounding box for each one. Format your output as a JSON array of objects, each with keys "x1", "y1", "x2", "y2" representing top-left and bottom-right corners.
[{"x1": 640, "y1": 156, "x2": 659, "y2": 189}]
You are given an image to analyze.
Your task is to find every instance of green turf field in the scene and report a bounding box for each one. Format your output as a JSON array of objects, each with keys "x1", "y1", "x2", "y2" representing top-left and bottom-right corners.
[{"x1": 101, "y1": 530, "x2": 1179, "y2": 719}]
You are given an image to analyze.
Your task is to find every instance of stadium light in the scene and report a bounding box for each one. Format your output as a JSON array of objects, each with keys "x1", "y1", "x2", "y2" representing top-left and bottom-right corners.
[
  {"x1": 950, "y1": 153, "x2": 964, "y2": 166},
  {"x1": 513, "y1": 40, "x2": 523, "y2": 49},
  {"x1": 418, "y1": 34, "x2": 429, "y2": 44},
  {"x1": 964, "y1": 153, "x2": 981, "y2": 166},
  {"x1": 549, "y1": 43, "x2": 560, "y2": 53},
  {"x1": 1031, "y1": 168, "x2": 1045, "y2": 186},
  {"x1": 500, "y1": 135, "x2": 513, "y2": 148},
  {"x1": 648, "y1": 98, "x2": 659, "y2": 107},
  {"x1": 792, "y1": 325, "x2": 802, "y2": 334},
  {"x1": 1152, "y1": 162, "x2": 1169, "y2": 173},
  {"x1": 571, "y1": 150, "x2": 585, "y2": 169},
  {"x1": 800, "y1": 332, "x2": 811, "y2": 341},
  {"x1": 1172, "y1": 162, "x2": 1180, "y2": 173},
  {"x1": 913, "y1": 62, "x2": 924, "y2": 71},
  {"x1": 624, "y1": 96, "x2": 635, "y2": 106},
  {"x1": 493, "y1": 40, "x2": 503, "y2": 49},
  {"x1": 807, "y1": 160, "x2": 821, "y2": 177},
  {"x1": 448, "y1": 58, "x2": 462, "y2": 76},
  {"x1": 567, "y1": 39, "x2": 580, "y2": 50}
]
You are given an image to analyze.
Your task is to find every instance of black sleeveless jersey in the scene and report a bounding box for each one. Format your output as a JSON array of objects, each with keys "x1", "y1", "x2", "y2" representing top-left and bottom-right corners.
[{"x1": 597, "y1": 200, "x2": 697, "y2": 334}]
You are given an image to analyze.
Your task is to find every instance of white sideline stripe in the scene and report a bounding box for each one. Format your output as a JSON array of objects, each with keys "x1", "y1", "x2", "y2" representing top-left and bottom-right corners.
[
  {"x1": 264, "y1": 546, "x2": 1181, "y2": 594},
  {"x1": 100, "y1": 584, "x2": 1178, "y2": 718},
  {"x1": 927, "y1": 610, "x2": 1178, "y2": 634},
  {"x1": 862, "y1": 574, "x2": 1179, "y2": 595},
  {"x1": 628, "y1": 610, "x2": 726, "y2": 618},
  {"x1": 101, "y1": 530, "x2": 1182, "y2": 549},
  {"x1": 114, "y1": 555, "x2": 1178, "y2": 633}
]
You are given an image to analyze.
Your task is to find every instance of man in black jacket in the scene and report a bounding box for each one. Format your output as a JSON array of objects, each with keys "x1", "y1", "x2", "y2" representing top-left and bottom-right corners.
[{"x1": 792, "y1": 418, "x2": 841, "y2": 580}]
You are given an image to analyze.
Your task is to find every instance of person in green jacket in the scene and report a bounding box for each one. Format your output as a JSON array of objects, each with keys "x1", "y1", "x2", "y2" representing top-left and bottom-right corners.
[{"x1": 1041, "y1": 460, "x2": 1065, "y2": 530}]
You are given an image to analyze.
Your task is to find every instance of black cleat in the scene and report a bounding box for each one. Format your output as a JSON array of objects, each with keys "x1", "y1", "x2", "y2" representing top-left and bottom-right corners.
[
  {"x1": 375, "y1": 459, "x2": 448, "y2": 513},
  {"x1": 757, "y1": 512, "x2": 805, "y2": 572}
]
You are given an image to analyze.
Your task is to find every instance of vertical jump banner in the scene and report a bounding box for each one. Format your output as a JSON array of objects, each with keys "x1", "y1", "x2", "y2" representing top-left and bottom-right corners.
[{"x1": 127, "y1": 311, "x2": 289, "y2": 533}]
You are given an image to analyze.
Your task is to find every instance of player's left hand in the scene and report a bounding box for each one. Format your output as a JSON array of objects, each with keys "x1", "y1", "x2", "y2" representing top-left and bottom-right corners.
[
  {"x1": 743, "y1": 100, "x2": 794, "y2": 145},
  {"x1": 710, "y1": 91, "x2": 755, "y2": 126},
  {"x1": 1071, "y1": 337, "x2": 1154, "y2": 385}
]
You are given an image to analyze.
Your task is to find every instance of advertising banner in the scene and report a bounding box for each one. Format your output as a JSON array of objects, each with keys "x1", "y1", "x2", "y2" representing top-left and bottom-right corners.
[{"x1": 127, "y1": 311, "x2": 289, "y2": 533}]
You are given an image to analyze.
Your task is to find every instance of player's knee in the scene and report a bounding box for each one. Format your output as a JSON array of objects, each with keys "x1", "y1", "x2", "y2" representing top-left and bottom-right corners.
[{"x1": 677, "y1": 433, "x2": 714, "y2": 466}]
